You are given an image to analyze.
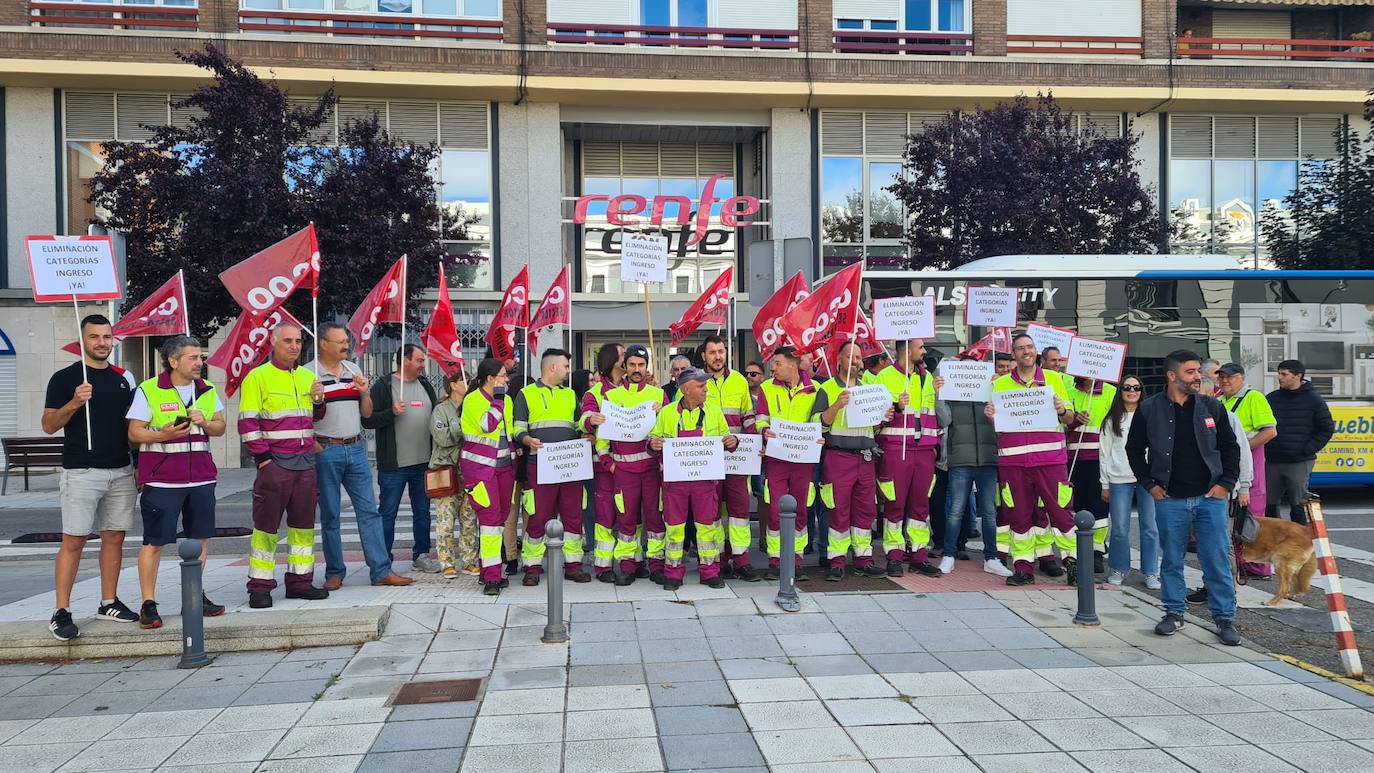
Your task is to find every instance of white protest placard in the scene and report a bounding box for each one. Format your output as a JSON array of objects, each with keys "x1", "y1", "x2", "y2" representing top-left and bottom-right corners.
[
  {"x1": 536, "y1": 439, "x2": 594, "y2": 485},
  {"x1": 939, "y1": 360, "x2": 995, "y2": 403},
  {"x1": 1066, "y1": 337, "x2": 1127, "y2": 383},
  {"x1": 597, "y1": 400, "x2": 657, "y2": 443},
  {"x1": 1026, "y1": 322, "x2": 1075, "y2": 358},
  {"x1": 724, "y1": 434, "x2": 762, "y2": 476},
  {"x1": 964, "y1": 285, "x2": 1018, "y2": 329},
  {"x1": 873, "y1": 296, "x2": 935, "y2": 341},
  {"x1": 25, "y1": 235, "x2": 122, "y2": 303},
  {"x1": 764, "y1": 419, "x2": 822, "y2": 464},
  {"x1": 843, "y1": 383, "x2": 893, "y2": 428},
  {"x1": 620, "y1": 233, "x2": 669, "y2": 284},
  {"x1": 992, "y1": 387, "x2": 1060, "y2": 433},
  {"x1": 663, "y1": 437, "x2": 725, "y2": 482}
]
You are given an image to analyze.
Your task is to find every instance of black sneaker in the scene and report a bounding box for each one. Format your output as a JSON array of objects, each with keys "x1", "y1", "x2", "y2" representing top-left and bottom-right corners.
[
  {"x1": 825, "y1": 567, "x2": 844, "y2": 582},
  {"x1": 1155, "y1": 614, "x2": 1185, "y2": 636},
  {"x1": 702, "y1": 576, "x2": 726, "y2": 589},
  {"x1": 139, "y1": 600, "x2": 162, "y2": 630},
  {"x1": 483, "y1": 580, "x2": 502, "y2": 597},
  {"x1": 1039, "y1": 558, "x2": 1065, "y2": 578},
  {"x1": 861, "y1": 564, "x2": 887, "y2": 578},
  {"x1": 497, "y1": 577, "x2": 510, "y2": 590},
  {"x1": 886, "y1": 563, "x2": 905, "y2": 578},
  {"x1": 49, "y1": 608, "x2": 79, "y2": 641},
  {"x1": 911, "y1": 561, "x2": 943, "y2": 578},
  {"x1": 663, "y1": 578, "x2": 682, "y2": 591},
  {"x1": 285, "y1": 586, "x2": 329, "y2": 600},
  {"x1": 735, "y1": 565, "x2": 762, "y2": 583},
  {"x1": 615, "y1": 574, "x2": 634, "y2": 587},
  {"x1": 249, "y1": 592, "x2": 273, "y2": 609},
  {"x1": 1186, "y1": 587, "x2": 1208, "y2": 605},
  {"x1": 764, "y1": 565, "x2": 781, "y2": 581},
  {"x1": 202, "y1": 594, "x2": 226, "y2": 618},
  {"x1": 635, "y1": 566, "x2": 650, "y2": 579},
  {"x1": 1216, "y1": 619, "x2": 1241, "y2": 646},
  {"x1": 597, "y1": 572, "x2": 616, "y2": 584},
  {"x1": 96, "y1": 598, "x2": 138, "y2": 623},
  {"x1": 1006, "y1": 571, "x2": 1036, "y2": 586},
  {"x1": 650, "y1": 570, "x2": 665, "y2": 586}
]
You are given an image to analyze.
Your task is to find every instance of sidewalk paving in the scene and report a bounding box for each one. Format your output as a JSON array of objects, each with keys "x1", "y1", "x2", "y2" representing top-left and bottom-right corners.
[{"x1": 2, "y1": 584, "x2": 1373, "y2": 772}]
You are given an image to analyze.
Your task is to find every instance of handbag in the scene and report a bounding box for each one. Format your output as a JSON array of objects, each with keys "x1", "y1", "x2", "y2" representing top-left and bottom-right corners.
[
  {"x1": 1231, "y1": 500, "x2": 1260, "y2": 545},
  {"x1": 424, "y1": 465, "x2": 459, "y2": 498}
]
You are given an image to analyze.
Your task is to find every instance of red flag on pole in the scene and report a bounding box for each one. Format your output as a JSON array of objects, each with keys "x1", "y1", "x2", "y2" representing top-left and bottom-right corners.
[
  {"x1": 217, "y1": 224, "x2": 320, "y2": 317},
  {"x1": 206, "y1": 306, "x2": 307, "y2": 397},
  {"x1": 527, "y1": 264, "x2": 571, "y2": 349},
  {"x1": 668, "y1": 267, "x2": 733, "y2": 346},
  {"x1": 777, "y1": 262, "x2": 864, "y2": 356},
  {"x1": 423, "y1": 265, "x2": 466, "y2": 376},
  {"x1": 956, "y1": 327, "x2": 1013, "y2": 361},
  {"x1": 752, "y1": 271, "x2": 812, "y2": 361},
  {"x1": 486, "y1": 265, "x2": 529, "y2": 361},
  {"x1": 345, "y1": 256, "x2": 407, "y2": 356},
  {"x1": 823, "y1": 308, "x2": 884, "y2": 367},
  {"x1": 61, "y1": 271, "x2": 189, "y2": 355}
]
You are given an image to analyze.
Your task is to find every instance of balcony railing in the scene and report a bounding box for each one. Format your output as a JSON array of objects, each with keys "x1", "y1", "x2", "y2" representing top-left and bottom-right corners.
[
  {"x1": 832, "y1": 30, "x2": 973, "y2": 55},
  {"x1": 1177, "y1": 37, "x2": 1374, "y2": 62},
  {"x1": 238, "y1": 9, "x2": 503, "y2": 41},
  {"x1": 547, "y1": 23, "x2": 798, "y2": 50},
  {"x1": 29, "y1": 1, "x2": 199, "y2": 31},
  {"x1": 1007, "y1": 34, "x2": 1142, "y2": 56}
]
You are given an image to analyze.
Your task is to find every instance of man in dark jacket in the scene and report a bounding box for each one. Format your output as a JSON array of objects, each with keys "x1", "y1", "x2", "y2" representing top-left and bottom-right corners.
[
  {"x1": 1265, "y1": 359, "x2": 1334, "y2": 525},
  {"x1": 936, "y1": 357, "x2": 1011, "y2": 578},
  {"x1": 1127, "y1": 349, "x2": 1242, "y2": 646}
]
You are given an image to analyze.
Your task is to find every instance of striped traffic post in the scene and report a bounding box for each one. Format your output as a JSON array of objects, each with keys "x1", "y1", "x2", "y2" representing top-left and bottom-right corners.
[{"x1": 1305, "y1": 494, "x2": 1363, "y2": 680}]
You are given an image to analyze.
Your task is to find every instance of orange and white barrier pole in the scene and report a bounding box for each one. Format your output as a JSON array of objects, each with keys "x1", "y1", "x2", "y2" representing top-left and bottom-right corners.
[{"x1": 1306, "y1": 494, "x2": 1364, "y2": 680}]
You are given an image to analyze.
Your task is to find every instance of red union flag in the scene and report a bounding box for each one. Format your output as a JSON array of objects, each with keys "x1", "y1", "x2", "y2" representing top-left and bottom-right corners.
[
  {"x1": 824, "y1": 308, "x2": 884, "y2": 367},
  {"x1": 486, "y1": 265, "x2": 529, "y2": 361},
  {"x1": 346, "y1": 255, "x2": 406, "y2": 356},
  {"x1": 527, "y1": 264, "x2": 571, "y2": 348},
  {"x1": 957, "y1": 327, "x2": 1013, "y2": 361},
  {"x1": 218, "y1": 224, "x2": 320, "y2": 316},
  {"x1": 423, "y1": 265, "x2": 466, "y2": 376},
  {"x1": 207, "y1": 306, "x2": 307, "y2": 397},
  {"x1": 61, "y1": 271, "x2": 188, "y2": 355},
  {"x1": 669, "y1": 267, "x2": 732, "y2": 346},
  {"x1": 752, "y1": 271, "x2": 812, "y2": 361},
  {"x1": 778, "y1": 262, "x2": 864, "y2": 356}
]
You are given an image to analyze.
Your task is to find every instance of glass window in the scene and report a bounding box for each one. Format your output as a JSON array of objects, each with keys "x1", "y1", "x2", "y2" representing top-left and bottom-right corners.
[
  {"x1": 871, "y1": 20, "x2": 897, "y2": 31},
  {"x1": 1214, "y1": 159, "x2": 1255, "y2": 245},
  {"x1": 905, "y1": 0, "x2": 932, "y2": 31},
  {"x1": 822, "y1": 157, "x2": 863, "y2": 244},
  {"x1": 836, "y1": 18, "x2": 863, "y2": 30},
  {"x1": 66, "y1": 142, "x2": 108, "y2": 235},
  {"x1": 1257, "y1": 160, "x2": 1297, "y2": 212},
  {"x1": 641, "y1": 0, "x2": 670, "y2": 26},
  {"x1": 1169, "y1": 158, "x2": 1211, "y2": 245},
  {"x1": 377, "y1": 0, "x2": 412, "y2": 12},
  {"x1": 463, "y1": 0, "x2": 498, "y2": 16},
  {"x1": 288, "y1": 0, "x2": 327, "y2": 9},
  {"x1": 422, "y1": 0, "x2": 456, "y2": 14},
  {"x1": 868, "y1": 162, "x2": 903, "y2": 240},
  {"x1": 937, "y1": 0, "x2": 965, "y2": 32},
  {"x1": 242, "y1": 0, "x2": 280, "y2": 9},
  {"x1": 678, "y1": 0, "x2": 707, "y2": 27}
]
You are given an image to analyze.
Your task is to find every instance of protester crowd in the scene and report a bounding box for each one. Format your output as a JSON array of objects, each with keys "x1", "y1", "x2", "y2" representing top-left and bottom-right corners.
[{"x1": 42, "y1": 315, "x2": 1333, "y2": 647}]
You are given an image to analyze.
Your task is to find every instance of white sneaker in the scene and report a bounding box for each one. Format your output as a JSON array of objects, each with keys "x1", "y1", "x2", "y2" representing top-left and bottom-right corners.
[
  {"x1": 1107, "y1": 571, "x2": 1125, "y2": 586},
  {"x1": 1145, "y1": 575, "x2": 1162, "y2": 590},
  {"x1": 937, "y1": 556, "x2": 956, "y2": 574},
  {"x1": 983, "y1": 559, "x2": 1014, "y2": 577}
]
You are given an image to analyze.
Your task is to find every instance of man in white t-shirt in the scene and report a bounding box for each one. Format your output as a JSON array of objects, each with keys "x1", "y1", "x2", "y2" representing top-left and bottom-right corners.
[{"x1": 126, "y1": 336, "x2": 227, "y2": 630}]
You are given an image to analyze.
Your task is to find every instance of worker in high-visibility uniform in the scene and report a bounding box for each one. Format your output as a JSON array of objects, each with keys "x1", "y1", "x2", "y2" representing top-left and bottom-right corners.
[
  {"x1": 579, "y1": 343, "x2": 624, "y2": 582},
  {"x1": 986, "y1": 333, "x2": 1075, "y2": 586},
  {"x1": 1217, "y1": 362, "x2": 1278, "y2": 579},
  {"x1": 874, "y1": 339, "x2": 943, "y2": 578},
  {"x1": 756, "y1": 346, "x2": 822, "y2": 580},
  {"x1": 460, "y1": 358, "x2": 516, "y2": 597},
  {"x1": 812, "y1": 342, "x2": 893, "y2": 580},
  {"x1": 514, "y1": 348, "x2": 592, "y2": 586},
  {"x1": 649, "y1": 368, "x2": 736, "y2": 590},
  {"x1": 1066, "y1": 375, "x2": 1117, "y2": 573},
  {"x1": 701, "y1": 334, "x2": 761, "y2": 582}
]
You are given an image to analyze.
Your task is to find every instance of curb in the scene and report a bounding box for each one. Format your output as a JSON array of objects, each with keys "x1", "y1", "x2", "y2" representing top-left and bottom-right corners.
[
  {"x1": 0, "y1": 606, "x2": 386, "y2": 661},
  {"x1": 1272, "y1": 654, "x2": 1374, "y2": 694}
]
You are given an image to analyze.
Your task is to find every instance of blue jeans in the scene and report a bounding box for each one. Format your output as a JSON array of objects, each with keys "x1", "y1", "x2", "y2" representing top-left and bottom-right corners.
[
  {"x1": 945, "y1": 466, "x2": 999, "y2": 559},
  {"x1": 377, "y1": 463, "x2": 432, "y2": 560},
  {"x1": 1156, "y1": 494, "x2": 1235, "y2": 621},
  {"x1": 1108, "y1": 482, "x2": 1159, "y2": 576},
  {"x1": 316, "y1": 442, "x2": 392, "y2": 583}
]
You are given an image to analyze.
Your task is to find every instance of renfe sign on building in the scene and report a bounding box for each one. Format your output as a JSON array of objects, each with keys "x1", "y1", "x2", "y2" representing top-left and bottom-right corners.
[{"x1": 570, "y1": 173, "x2": 762, "y2": 249}]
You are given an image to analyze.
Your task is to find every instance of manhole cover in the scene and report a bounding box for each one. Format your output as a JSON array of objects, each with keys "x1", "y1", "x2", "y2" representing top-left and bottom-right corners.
[{"x1": 392, "y1": 678, "x2": 484, "y2": 705}]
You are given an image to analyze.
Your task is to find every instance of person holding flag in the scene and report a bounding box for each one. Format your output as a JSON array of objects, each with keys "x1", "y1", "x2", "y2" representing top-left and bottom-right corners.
[
  {"x1": 580, "y1": 343, "x2": 624, "y2": 582},
  {"x1": 593, "y1": 344, "x2": 665, "y2": 584},
  {"x1": 756, "y1": 346, "x2": 820, "y2": 580},
  {"x1": 875, "y1": 338, "x2": 944, "y2": 577},
  {"x1": 701, "y1": 334, "x2": 761, "y2": 582}
]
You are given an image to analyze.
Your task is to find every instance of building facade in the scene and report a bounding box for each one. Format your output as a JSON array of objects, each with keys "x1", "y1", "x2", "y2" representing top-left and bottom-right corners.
[{"x1": 0, "y1": 0, "x2": 1370, "y2": 457}]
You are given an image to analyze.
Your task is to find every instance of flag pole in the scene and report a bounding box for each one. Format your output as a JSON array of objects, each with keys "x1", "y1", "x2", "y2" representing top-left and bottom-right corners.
[
  {"x1": 644, "y1": 283, "x2": 656, "y2": 371},
  {"x1": 1068, "y1": 378, "x2": 1095, "y2": 479},
  {"x1": 178, "y1": 270, "x2": 190, "y2": 336},
  {"x1": 842, "y1": 261, "x2": 864, "y2": 388},
  {"x1": 72, "y1": 294, "x2": 92, "y2": 451}
]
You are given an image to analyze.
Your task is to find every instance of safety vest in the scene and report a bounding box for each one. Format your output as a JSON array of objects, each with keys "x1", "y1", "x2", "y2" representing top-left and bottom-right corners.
[
  {"x1": 817, "y1": 378, "x2": 877, "y2": 451},
  {"x1": 603, "y1": 382, "x2": 665, "y2": 468},
  {"x1": 991, "y1": 366, "x2": 1069, "y2": 467},
  {"x1": 515, "y1": 380, "x2": 579, "y2": 465},
  {"x1": 1221, "y1": 388, "x2": 1277, "y2": 440},
  {"x1": 874, "y1": 363, "x2": 939, "y2": 449},
  {"x1": 651, "y1": 398, "x2": 728, "y2": 439},
  {"x1": 136, "y1": 373, "x2": 219, "y2": 486},
  {"x1": 237, "y1": 358, "x2": 317, "y2": 460},
  {"x1": 757, "y1": 375, "x2": 820, "y2": 429},
  {"x1": 1066, "y1": 380, "x2": 1116, "y2": 461},
  {"x1": 460, "y1": 388, "x2": 514, "y2": 469},
  {"x1": 706, "y1": 369, "x2": 755, "y2": 434}
]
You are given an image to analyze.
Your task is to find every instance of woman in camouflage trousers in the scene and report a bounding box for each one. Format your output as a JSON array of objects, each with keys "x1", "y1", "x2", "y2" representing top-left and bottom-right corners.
[{"x1": 431, "y1": 371, "x2": 479, "y2": 578}]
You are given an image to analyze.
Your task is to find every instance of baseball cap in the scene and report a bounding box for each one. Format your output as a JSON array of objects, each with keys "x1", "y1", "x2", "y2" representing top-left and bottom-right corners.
[
  {"x1": 625, "y1": 344, "x2": 649, "y2": 362},
  {"x1": 1217, "y1": 363, "x2": 1245, "y2": 377},
  {"x1": 677, "y1": 368, "x2": 708, "y2": 387}
]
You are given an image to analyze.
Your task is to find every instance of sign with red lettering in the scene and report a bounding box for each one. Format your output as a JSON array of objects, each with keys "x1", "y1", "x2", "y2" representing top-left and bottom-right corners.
[
  {"x1": 570, "y1": 173, "x2": 762, "y2": 248},
  {"x1": 26, "y1": 235, "x2": 121, "y2": 303}
]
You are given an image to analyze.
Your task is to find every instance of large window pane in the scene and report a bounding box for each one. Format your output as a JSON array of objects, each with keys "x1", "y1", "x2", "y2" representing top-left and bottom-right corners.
[
  {"x1": 937, "y1": 0, "x2": 965, "y2": 32},
  {"x1": 1257, "y1": 160, "x2": 1297, "y2": 248},
  {"x1": 868, "y1": 161, "x2": 903, "y2": 240},
  {"x1": 905, "y1": 0, "x2": 932, "y2": 31},
  {"x1": 422, "y1": 0, "x2": 456, "y2": 14},
  {"x1": 463, "y1": 0, "x2": 498, "y2": 16},
  {"x1": 822, "y1": 157, "x2": 862, "y2": 244},
  {"x1": 1169, "y1": 159, "x2": 1211, "y2": 245},
  {"x1": 440, "y1": 148, "x2": 492, "y2": 241},
  {"x1": 66, "y1": 142, "x2": 108, "y2": 235},
  {"x1": 641, "y1": 0, "x2": 669, "y2": 26},
  {"x1": 1214, "y1": 159, "x2": 1256, "y2": 245},
  {"x1": 678, "y1": 0, "x2": 707, "y2": 27}
]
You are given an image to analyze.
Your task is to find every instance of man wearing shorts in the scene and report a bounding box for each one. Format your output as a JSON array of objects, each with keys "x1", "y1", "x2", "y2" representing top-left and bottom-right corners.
[
  {"x1": 126, "y1": 335, "x2": 228, "y2": 629},
  {"x1": 42, "y1": 314, "x2": 139, "y2": 640}
]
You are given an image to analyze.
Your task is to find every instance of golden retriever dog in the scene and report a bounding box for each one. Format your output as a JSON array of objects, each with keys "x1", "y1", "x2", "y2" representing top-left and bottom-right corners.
[{"x1": 1240, "y1": 518, "x2": 1317, "y2": 606}]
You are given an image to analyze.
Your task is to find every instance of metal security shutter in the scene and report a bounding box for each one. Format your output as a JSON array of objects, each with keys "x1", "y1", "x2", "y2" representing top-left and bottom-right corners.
[
  {"x1": 1214, "y1": 116, "x2": 1257, "y2": 159},
  {"x1": 696, "y1": 145, "x2": 734, "y2": 177},
  {"x1": 387, "y1": 102, "x2": 439, "y2": 145},
  {"x1": 821, "y1": 112, "x2": 864, "y2": 156},
  {"x1": 0, "y1": 358, "x2": 14, "y2": 440},
  {"x1": 583, "y1": 142, "x2": 622, "y2": 176},
  {"x1": 1257, "y1": 116, "x2": 1299, "y2": 159},
  {"x1": 659, "y1": 144, "x2": 698, "y2": 178},
  {"x1": 621, "y1": 143, "x2": 660, "y2": 177},
  {"x1": 909, "y1": 111, "x2": 946, "y2": 134},
  {"x1": 289, "y1": 98, "x2": 337, "y2": 145},
  {"x1": 439, "y1": 103, "x2": 489, "y2": 150},
  {"x1": 1300, "y1": 117, "x2": 1341, "y2": 160},
  {"x1": 115, "y1": 93, "x2": 170, "y2": 143},
  {"x1": 64, "y1": 92, "x2": 116, "y2": 141},
  {"x1": 863, "y1": 112, "x2": 908, "y2": 156},
  {"x1": 1171, "y1": 115, "x2": 1213, "y2": 158},
  {"x1": 1079, "y1": 112, "x2": 1123, "y2": 139},
  {"x1": 1211, "y1": 10, "x2": 1291, "y2": 39},
  {"x1": 338, "y1": 100, "x2": 387, "y2": 132}
]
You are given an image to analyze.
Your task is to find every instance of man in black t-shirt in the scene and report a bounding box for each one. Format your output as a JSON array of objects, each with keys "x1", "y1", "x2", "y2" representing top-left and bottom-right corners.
[{"x1": 41, "y1": 314, "x2": 140, "y2": 640}]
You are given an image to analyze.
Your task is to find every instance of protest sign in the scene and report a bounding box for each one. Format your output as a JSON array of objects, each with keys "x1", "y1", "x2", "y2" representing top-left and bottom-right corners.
[
  {"x1": 725, "y1": 434, "x2": 762, "y2": 476},
  {"x1": 764, "y1": 420, "x2": 822, "y2": 464},
  {"x1": 597, "y1": 400, "x2": 657, "y2": 443},
  {"x1": 964, "y1": 285, "x2": 1018, "y2": 329},
  {"x1": 536, "y1": 440, "x2": 594, "y2": 485},
  {"x1": 663, "y1": 437, "x2": 725, "y2": 482},
  {"x1": 1066, "y1": 337, "x2": 1127, "y2": 383},
  {"x1": 873, "y1": 296, "x2": 935, "y2": 341},
  {"x1": 26, "y1": 236, "x2": 121, "y2": 302},
  {"x1": 844, "y1": 383, "x2": 894, "y2": 428},
  {"x1": 1026, "y1": 322, "x2": 1075, "y2": 358},
  {"x1": 620, "y1": 233, "x2": 669, "y2": 284},
  {"x1": 992, "y1": 387, "x2": 1060, "y2": 433},
  {"x1": 939, "y1": 360, "x2": 995, "y2": 403}
]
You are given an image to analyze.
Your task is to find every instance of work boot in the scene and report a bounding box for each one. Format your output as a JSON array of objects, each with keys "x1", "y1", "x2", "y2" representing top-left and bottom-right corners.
[
  {"x1": 663, "y1": 578, "x2": 682, "y2": 591},
  {"x1": 566, "y1": 570, "x2": 592, "y2": 583},
  {"x1": 911, "y1": 561, "x2": 942, "y2": 578},
  {"x1": 650, "y1": 570, "x2": 665, "y2": 586},
  {"x1": 736, "y1": 564, "x2": 762, "y2": 583},
  {"x1": 523, "y1": 573, "x2": 541, "y2": 587},
  {"x1": 825, "y1": 567, "x2": 844, "y2": 582},
  {"x1": 702, "y1": 576, "x2": 726, "y2": 589},
  {"x1": 596, "y1": 572, "x2": 616, "y2": 584},
  {"x1": 615, "y1": 574, "x2": 635, "y2": 587},
  {"x1": 861, "y1": 564, "x2": 887, "y2": 578},
  {"x1": 248, "y1": 592, "x2": 273, "y2": 609},
  {"x1": 635, "y1": 566, "x2": 650, "y2": 579},
  {"x1": 483, "y1": 580, "x2": 502, "y2": 597},
  {"x1": 1005, "y1": 571, "x2": 1035, "y2": 586},
  {"x1": 720, "y1": 563, "x2": 736, "y2": 579},
  {"x1": 1039, "y1": 557, "x2": 1065, "y2": 578},
  {"x1": 286, "y1": 586, "x2": 329, "y2": 600},
  {"x1": 764, "y1": 565, "x2": 781, "y2": 581},
  {"x1": 886, "y1": 563, "x2": 905, "y2": 578}
]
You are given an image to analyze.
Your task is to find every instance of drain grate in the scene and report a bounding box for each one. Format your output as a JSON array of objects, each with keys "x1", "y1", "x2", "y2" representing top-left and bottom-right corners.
[{"x1": 392, "y1": 678, "x2": 484, "y2": 705}]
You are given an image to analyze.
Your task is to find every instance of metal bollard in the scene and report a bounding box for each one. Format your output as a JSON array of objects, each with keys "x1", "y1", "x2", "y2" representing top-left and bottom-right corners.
[
  {"x1": 1072, "y1": 510, "x2": 1100, "y2": 627},
  {"x1": 775, "y1": 495, "x2": 801, "y2": 613},
  {"x1": 177, "y1": 539, "x2": 213, "y2": 668},
  {"x1": 541, "y1": 520, "x2": 569, "y2": 643}
]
